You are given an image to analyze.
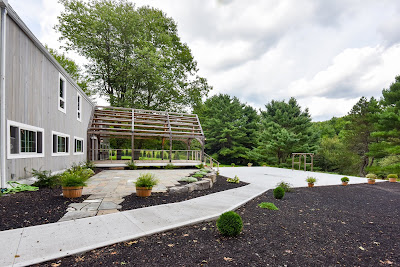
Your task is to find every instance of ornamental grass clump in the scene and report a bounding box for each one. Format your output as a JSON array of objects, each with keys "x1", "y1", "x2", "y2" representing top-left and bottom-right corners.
[
  {"x1": 216, "y1": 211, "x2": 243, "y2": 237},
  {"x1": 276, "y1": 181, "x2": 293, "y2": 192},
  {"x1": 60, "y1": 167, "x2": 94, "y2": 187},
  {"x1": 366, "y1": 173, "x2": 377, "y2": 180},
  {"x1": 258, "y1": 202, "x2": 279, "y2": 210},
  {"x1": 227, "y1": 175, "x2": 240, "y2": 183},
  {"x1": 273, "y1": 186, "x2": 285, "y2": 199},
  {"x1": 135, "y1": 173, "x2": 158, "y2": 188},
  {"x1": 306, "y1": 176, "x2": 317, "y2": 184}
]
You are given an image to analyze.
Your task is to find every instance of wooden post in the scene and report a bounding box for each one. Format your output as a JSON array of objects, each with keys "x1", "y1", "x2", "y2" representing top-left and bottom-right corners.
[
  {"x1": 187, "y1": 139, "x2": 191, "y2": 160},
  {"x1": 161, "y1": 138, "x2": 165, "y2": 160},
  {"x1": 298, "y1": 154, "x2": 301, "y2": 170},
  {"x1": 131, "y1": 109, "x2": 135, "y2": 162},
  {"x1": 304, "y1": 154, "x2": 307, "y2": 171},
  {"x1": 169, "y1": 138, "x2": 172, "y2": 163},
  {"x1": 311, "y1": 154, "x2": 314, "y2": 172},
  {"x1": 292, "y1": 154, "x2": 294, "y2": 170}
]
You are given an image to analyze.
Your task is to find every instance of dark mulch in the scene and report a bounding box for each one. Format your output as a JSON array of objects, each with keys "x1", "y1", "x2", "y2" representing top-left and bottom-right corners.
[
  {"x1": 0, "y1": 188, "x2": 87, "y2": 231},
  {"x1": 39, "y1": 182, "x2": 400, "y2": 266},
  {"x1": 120, "y1": 175, "x2": 248, "y2": 211}
]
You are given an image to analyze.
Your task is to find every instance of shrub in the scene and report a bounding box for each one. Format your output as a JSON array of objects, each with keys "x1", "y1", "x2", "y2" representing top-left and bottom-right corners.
[
  {"x1": 200, "y1": 168, "x2": 211, "y2": 173},
  {"x1": 192, "y1": 174, "x2": 204, "y2": 178},
  {"x1": 164, "y1": 163, "x2": 175, "y2": 169},
  {"x1": 387, "y1": 174, "x2": 398, "y2": 179},
  {"x1": 135, "y1": 173, "x2": 158, "y2": 188},
  {"x1": 60, "y1": 167, "x2": 94, "y2": 187},
  {"x1": 83, "y1": 160, "x2": 96, "y2": 170},
  {"x1": 216, "y1": 211, "x2": 243, "y2": 237},
  {"x1": 196, "y1": 171, "x2": 208, "y2": 176},
  {"x1": 231, "y1": 163, "x2": 235, "y2": 167},
  {"x1": 227, "y1": 175, "x2": 240, "y2": 183},
  {"x1": 179, "y1": 177, "x2": 198, "y2": 183},
  {"x1": 126, "y1": 160, "x2": 137, "y2": 170},
  {"x1": 306, "y1": 176, "x2": 317, "y2": 184},
  {"x1": 196, "y1": 163, "x2": 205, "y2": 169},
  {"x1": 258, "y1": 202, "x2": 279, "y2": 210},
  {"x1": 341, "y1": 177, "x2": 349, "y2": 182},
  {"x1": 31, "y1": 169, "x2": 61, "y2": 188},
  {"x1": 366, "y1": 173, "x2": 377, "y2": 180},
  {"x1": 273, "y1": 186, "x2": 285, "y2": 199},
  {"x1": 276, "y1": 181, "x2": 293, "y2": 192}
]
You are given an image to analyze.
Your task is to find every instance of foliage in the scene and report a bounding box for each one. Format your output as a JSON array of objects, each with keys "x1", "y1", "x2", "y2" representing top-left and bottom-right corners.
[
  {"x1": 216, "y1": 211, "x2": 243, "y2": 237},
  {"x1": 231, "y1": 163, "x2": 235, "y2": 167},
  {"x1": 135, "y1": 173, "x2": 158, "y2": 188},
  {"x1": 196, "y1": 171, "x2": 208, "y2": 176},
  {"x1": 56, "y1": 0, "x2": 210, "y2": 110},
  {"x1": 2, "y1": 181, "x2": 39, "y2": 194},
  {"x1": 31, "y1": 169, "x2": 61, "y2": 188},
  {"x1": 194, "y1": 94, "x2": 259, "y2": 165},
  {"x1": 60, "y1": 167, "x2": 94, "y2": 187},
  {"x1": 46, "y1": 45, "x2": 91, "y2": 95},
  {"x1": 83, "y1": 160, "x2": 96, "y2": 170},
  {"x1": 227, "y1": 175, "x2": 240, "y2": 184},
  {"x1": 192, "y1": 174, "x2": 204, "y2": 178},
  {"x1": 126, "y1": 160, "x2": 137, "y2": 170},
  {"x1": 179, "y1": 177, "x2": 198, "y2": 183},
  {"x1": 164, "y1": 163, "x2": 175, "y2": 169},
  {"x1": 258, "y1": 202, "x2": 279, "y2": 210},
  {"x1": 249, "y1": 97, "x2": 319, "y2": 166},
  {"x1": 387, "y1": 174, "x2": 398, "y2": 178},
  {"x1": 200, "y1": 168, "x2": 211, "y2": 173},
  {"x1": 366, "y1": 173, "x2": 377, "y2": 180},
  {"x1": 196, "y1": 163, "x2": 205, "y2": 169},
  {"x1": 306, "y1": 176, "x2": 317, "y2": 184},
  {"x1": 276, "y1": 181, "x2": 293, "y2": 192},
  {"x1": 341, "y1": 177, "x2": 349, "y2": 182},
  {"x1": 273, "y1": 186, "x2": 285, "y2": 199}
]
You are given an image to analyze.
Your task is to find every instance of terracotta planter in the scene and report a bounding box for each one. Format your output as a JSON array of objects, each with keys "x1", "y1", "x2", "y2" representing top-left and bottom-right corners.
[
  {"x1": 62, "y1": 186, "x2": 83, "y2": 198},
  {"x1": 136, "y1": 187, "x2": 153, "y2": 197},
  {"x1": 368, "y1": 179, "x2": 375, "y2": 185},
  {"x1": 342, "y1": 182, "x2": 348, "y2": 186},
  {"x1": 308, "y1": 183, "x2": 314, "y2": 188},
  {"x1": 248, "y1": 163, "x2": 253, "y2": 167},
  {"x1": 389, "y1": 178, "x2": 397, "y2": 183}
]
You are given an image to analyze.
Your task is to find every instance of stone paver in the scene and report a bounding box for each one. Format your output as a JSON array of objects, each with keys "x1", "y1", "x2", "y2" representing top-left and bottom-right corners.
[{"x1": 59, "y1": 169, "x2": 196, "y2": 221}]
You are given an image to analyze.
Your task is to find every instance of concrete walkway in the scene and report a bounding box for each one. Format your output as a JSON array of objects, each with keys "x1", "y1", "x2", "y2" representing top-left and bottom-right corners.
[{"x1": 1, "y1": 167, "x2": 373, "y2": 267}]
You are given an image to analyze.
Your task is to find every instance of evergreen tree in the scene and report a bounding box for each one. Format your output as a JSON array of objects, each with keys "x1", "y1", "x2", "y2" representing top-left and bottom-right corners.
[{"x1": 194, "y1": 94, "x2": 259, "y2": 165}]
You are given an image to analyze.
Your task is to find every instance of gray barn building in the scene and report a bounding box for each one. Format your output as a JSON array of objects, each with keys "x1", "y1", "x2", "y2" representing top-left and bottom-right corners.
[{"x1": 0, "y1": 0, "x2": 95, "y2": 189}]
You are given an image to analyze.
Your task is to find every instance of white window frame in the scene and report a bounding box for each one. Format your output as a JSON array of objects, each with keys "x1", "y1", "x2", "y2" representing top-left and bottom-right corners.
[
  {"x1": 7, "y1": 120, "x2": 45, "y2": 159},
  {"x1": 52, "y1": 131, "x2": 70, "y2": 156},
  {"x1": 58, "y1": 73, "x2": 67, "y2": 114},
  {"x1": 73, "y1": 136, "x2": 84, "y2": 155},
  {"x1": 77, "y1": 92, "x2": 82, "y2": 122}
]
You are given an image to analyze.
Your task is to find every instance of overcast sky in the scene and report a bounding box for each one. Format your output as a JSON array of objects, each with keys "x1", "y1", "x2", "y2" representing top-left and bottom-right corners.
[{"x1": 8, "y1": 0, "x2": 400, "y2": 121}]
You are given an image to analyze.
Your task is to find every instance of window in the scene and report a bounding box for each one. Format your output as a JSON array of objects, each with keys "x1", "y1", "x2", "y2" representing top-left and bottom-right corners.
[
  {"x1": 52, "y1": 131, "x2": 70, "y2": 156},
  {"x1": 58, "y1": 74, "x2": 66, "y2": 113},
  {"x1": 77, "y1": 93, "x2": 82, "y2": 121},
  {"x1": 74, "y1": 137, "x2": 84, "y2": 155},
  {"x1": 7, "y1": 120, "x2": 44, "y2": 159}
]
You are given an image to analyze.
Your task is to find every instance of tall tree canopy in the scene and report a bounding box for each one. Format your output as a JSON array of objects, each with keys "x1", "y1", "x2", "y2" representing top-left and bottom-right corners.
[
  {"x1": 194, "y1": 94, "x2": 259, "y2": 165},
  {"x1": 249, "y1": 97, "x2": 319, "y2": 165},
  {"x1": 56, "y1": 0, "x2": 210, "y2": 110},
  {"x1": 46, "y1": 45, "x2": 91, "y2": 95}
]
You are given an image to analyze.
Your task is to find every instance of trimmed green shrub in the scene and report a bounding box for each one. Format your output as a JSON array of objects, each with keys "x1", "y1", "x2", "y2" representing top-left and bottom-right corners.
[
  {"x1": 135, "y1": 173, "x2": 158, "y2": 188},
  {"x1": 276, "y1": 181, "x2": 293, "y2": 192},
  {"x1": 231, "y1": 163, "x2": 235, "y2": 167},
  {"x1": 387, "y1": 174, "x2": 398, "y2": 179},
  {"x1": 216, "y1": 211, "x2": 243, "y2": 237},
  {"x1": 31, "y1": 169, "x2": 61, "y2": 188},
  {"x1": 258, "y1": 202, "x2": 279, "y2": 210},
  {"x1": 366, "y1": 173, "x2": 377, "y2": 179},
  {"x1": 179, "y1": 177, "x2": 198, "y2": 183},
  {"x1": 273, "y1": 186, "x2": 285, "y2": 199}
]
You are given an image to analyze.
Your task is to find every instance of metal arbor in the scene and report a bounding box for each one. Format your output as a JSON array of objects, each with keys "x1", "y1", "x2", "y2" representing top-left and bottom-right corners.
[{"x1": 87, "y1": 106, "x2": 205, "y2": 162}]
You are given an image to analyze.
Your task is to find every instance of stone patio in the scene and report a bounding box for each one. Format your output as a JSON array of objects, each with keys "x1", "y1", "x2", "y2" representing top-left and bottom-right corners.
[{"x1": 59, "y1": 169, "x2": 196, "y2": 221}]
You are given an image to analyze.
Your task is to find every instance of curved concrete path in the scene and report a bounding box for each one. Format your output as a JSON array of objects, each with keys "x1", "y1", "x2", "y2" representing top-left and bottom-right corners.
[{"x1": 0, "y1": 167, "x2": 372, "y2": 267}]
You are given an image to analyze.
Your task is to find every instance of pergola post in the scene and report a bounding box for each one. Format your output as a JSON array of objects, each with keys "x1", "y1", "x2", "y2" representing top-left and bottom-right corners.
[
  {"x1": 161, "y1": 138, "x2": 165, "y2": 160},
  {"x1": 131, "y1": 109, "x2": 135, "y2": 161},
  {"x1": 201, "y1": 138, "x2": 205, "y2": 163},
  {"x1": 169, "y1": 138, "x2": 172, "y2": 163}
]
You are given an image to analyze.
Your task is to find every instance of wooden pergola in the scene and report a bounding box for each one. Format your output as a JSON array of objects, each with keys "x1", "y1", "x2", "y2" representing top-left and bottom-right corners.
[
  {"x1": 87, "y1": 106, "x2": 205, "y2": 162},
  {"x1": 292, "y1": 153, "x2": 314, "y2": 171}
]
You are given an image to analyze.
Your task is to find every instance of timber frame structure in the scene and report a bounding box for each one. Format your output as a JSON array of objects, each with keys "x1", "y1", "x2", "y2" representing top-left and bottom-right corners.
[
  {"x1": 87, "y1": 106, "x2": 205, "y2": 162},
  {"x1": 292, "y1": 153, "x2": 314, "y2": 171}
]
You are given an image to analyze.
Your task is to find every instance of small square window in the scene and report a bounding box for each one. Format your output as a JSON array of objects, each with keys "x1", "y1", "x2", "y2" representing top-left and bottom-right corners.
[
  {"x1": 74, "y1": 137, "x2": 84, "y2": 154},
  {"x1": 52, "y1": 131, "x2": 70, "y2": 156}
]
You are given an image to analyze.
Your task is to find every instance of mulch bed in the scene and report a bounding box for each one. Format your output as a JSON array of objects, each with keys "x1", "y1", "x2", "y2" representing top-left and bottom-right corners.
[
  {"x1": 120, "y1": 175, "x2": 248, "y2": 211},
  {"x1": 39, "y1": 182, "x2": 400, "y2": 266},
  {"x1": 0, "y1": 188, "x2": 87, "y2": 231}
]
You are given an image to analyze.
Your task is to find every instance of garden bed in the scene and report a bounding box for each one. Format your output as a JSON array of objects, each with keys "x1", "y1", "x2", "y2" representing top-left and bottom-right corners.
[
  {"x1": 0, "y1": 188, "x2": 88, "y2": 231},
  {"x1": 120, "y1": 175, "x2": 248, "y2": 211},
  {"x1": 39, "y1": 182, "x2": 400, "y2": 266}
]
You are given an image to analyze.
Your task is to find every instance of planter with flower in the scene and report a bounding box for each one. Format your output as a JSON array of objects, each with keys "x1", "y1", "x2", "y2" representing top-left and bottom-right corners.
[
  {"x1": 135, "y1": 173, "x2": 159, "y2": 197},
  {"x1": 366, "y1": 173, "x2": 377, "y2": 185},
  {"x1": 341, "y1": 177, "x2": 349, "y2": 186},
  {"x1": 387, "y1": 174, "x2": 398, "y2": 183},
  {"x1": 306, "y1": 176, "x2": 317, "y2": 188}
]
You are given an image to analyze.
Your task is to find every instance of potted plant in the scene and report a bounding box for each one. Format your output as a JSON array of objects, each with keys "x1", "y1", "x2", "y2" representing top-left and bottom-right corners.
[
  {"x1": 60, "y1": 166, "x2": 93, "y2": 198},
  {"x1": 341, "y1": 177, "x2": 349, "y2": 186},
  {"x1": 248, "y1": 163, "x2": 253, "y2": 167},
  {"x1": 366, "y1": 173, "x2": 377, "y2": 185},
  {"x1": 135, "y1": 173, "x2": 158, "y2": 197},
  {"x1": 306, "y1": 176, "x2": 317, "y2": 187},
  {"x1": 387, "y1": 174, "x2": 398, "y2": 183}
]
